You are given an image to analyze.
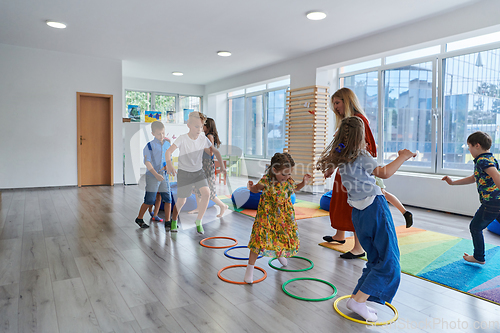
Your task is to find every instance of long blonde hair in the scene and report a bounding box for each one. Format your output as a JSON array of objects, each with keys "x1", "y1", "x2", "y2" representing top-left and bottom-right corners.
[
  {"x1": 331, "y1": 87, "x2": 366, "y2": 131},
  {"x1": 316, "y1": 116, "x2": 365, "y2": 172}
]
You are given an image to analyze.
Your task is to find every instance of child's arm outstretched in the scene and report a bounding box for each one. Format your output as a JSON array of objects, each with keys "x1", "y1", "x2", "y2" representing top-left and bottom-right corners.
[
  {"x1": 248, "y1": 180, "x2": 265, "y2": 193},
  {"x1": 372, "y1": 149, "x2": 416, "y2": 179},
  {"x1": 442, "y1": 175, "x2": 475, "y2": 186},
  {"x1": 165, "y1": 144, "x2": 177, "y2": 176},
  {"x1": 295, "y1": 174, "x2": 312, "y2": 191}
]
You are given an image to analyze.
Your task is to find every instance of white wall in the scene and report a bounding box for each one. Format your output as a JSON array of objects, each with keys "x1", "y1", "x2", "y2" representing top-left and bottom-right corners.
[
  {"x1": 0, "y1": 43, "x2": 123, "y2": 189},
  {"x1": 123, "y1": 77, "x2": 204, "y2": 97},
  {"x1": 385, "y1": 173, "x2": 479, "y2": 216}
]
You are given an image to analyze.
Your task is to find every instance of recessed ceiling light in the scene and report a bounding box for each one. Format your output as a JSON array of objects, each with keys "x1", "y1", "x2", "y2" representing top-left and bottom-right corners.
[
  {"x1": 306, "y1": 11, "x2": 326, "y2": 20},
  {"x1": 46, "y1": 20, "x2": 66, "y2": 29},
  {"x1": 217, "y1": 51, "x2": 232, "y2": 57},
  {"x1": 172, "y1": 71, "x2": 183, "y2": 76}
]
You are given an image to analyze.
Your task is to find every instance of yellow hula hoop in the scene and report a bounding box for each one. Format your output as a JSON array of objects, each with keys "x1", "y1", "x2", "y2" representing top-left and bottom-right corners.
[{"x1": 333, "y1": 295, "x2": 399, "y2": 326}]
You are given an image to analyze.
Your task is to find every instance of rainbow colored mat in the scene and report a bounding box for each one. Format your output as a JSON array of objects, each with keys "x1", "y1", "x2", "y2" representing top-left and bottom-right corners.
[
  {"x1": 219, "y1": 195, "x2": 329, "y2": 220},
  {"x1": 319, "y1": 225, "x2": 500, "y2": 305}
]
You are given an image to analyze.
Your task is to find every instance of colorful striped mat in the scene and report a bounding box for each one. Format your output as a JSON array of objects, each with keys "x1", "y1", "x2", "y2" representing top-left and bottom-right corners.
[
  {"x1": 219, "y1": 195, "x2": 329, "y2": 220},
  {"x1": 319, "y1": 225, "x2": 500, "y2": 305}
]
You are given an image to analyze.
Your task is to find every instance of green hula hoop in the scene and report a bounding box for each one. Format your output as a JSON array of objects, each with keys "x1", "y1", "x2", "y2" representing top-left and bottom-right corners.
[
  {"x1": 268, "y1": 256, "x2": 314, "y2": 272},
  {"x1": 282, "y1": 277, "x2": 338, "y2": 301}
]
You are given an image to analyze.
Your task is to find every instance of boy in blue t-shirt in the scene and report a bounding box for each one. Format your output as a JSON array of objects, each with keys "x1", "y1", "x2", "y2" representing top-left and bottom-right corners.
[
  {"x1": 442, "y1": 131, "x2": 500, "y2": 264},
  {"x1": 135, "y1": 121, "x2": 172, "y2": 228}
]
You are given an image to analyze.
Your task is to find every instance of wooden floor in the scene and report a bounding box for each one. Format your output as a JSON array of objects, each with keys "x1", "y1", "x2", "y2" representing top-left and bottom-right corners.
[{"x1": 1, "y1": 177, "x2": 500, "y2": 333}]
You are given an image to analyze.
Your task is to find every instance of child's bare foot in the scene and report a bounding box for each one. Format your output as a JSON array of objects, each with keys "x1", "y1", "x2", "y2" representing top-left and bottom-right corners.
[
  {"x1": 217, "y1": 204, "x2": 228, "y2": 217},
  {"x1": 187, "y1": 209, "x2": 199, "y2": 214},
  {"x1": 463, "y1": 253, "x2": 485, "y2": 264}
]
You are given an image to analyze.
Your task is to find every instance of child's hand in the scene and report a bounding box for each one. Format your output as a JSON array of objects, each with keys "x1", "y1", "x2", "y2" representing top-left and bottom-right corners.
[
  {"x1": 303, "y1": 174, "x2": 312, "y2": 184},
  {"x1": 163, "y1": 137, "x2": 171, "y2": 144},
  {"x1": 324, "y1": 167, "x2": 334, "y2": 179},
  {"x1": 166, "y1": 165, "x2": 176, "y2": 176},
  {"x1": 154, "y1": 173, "x2": 164, "y2": 181},
  {"x1": 247, "y1": 180, "x2": 254, "y2": 189},
  {"x1": 442, "y1": 176, "x2": 453, "y2": 185},
  {"x1": 398, "y1": 149, "x2": 417, "y2": 161}
]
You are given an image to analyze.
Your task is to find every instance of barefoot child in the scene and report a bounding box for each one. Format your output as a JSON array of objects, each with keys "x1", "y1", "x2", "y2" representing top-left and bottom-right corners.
[
  {"x1": 442, "y1": 131, "x2": 500, "y2": 265},
  {"x1": 316, "y1": 116, "x2": 415, "y2": 322},
  {"x1": 244, "y1": 152, "x2": 311, "y2": 283}
]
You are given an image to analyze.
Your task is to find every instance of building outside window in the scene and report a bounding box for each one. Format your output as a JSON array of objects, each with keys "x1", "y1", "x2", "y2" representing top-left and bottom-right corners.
[
  {"x1": 227, "y1": 80, "x2": 289, "y2": 159},
  {"x1": 338, "y1": 32, "x2": 500, "y2": 176}
]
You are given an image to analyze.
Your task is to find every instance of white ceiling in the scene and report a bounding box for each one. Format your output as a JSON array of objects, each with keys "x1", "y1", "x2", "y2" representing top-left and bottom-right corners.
[{"x1": 0, "y1": 0, "x2": 478, "y2": 85}]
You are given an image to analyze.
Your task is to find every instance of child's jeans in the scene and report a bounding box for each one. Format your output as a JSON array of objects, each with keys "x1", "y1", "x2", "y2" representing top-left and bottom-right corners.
[
  {"x1": 470, "y1": 200, "x2": 500, "y2": 262},
  {"x1": 351, "y1": 195, "x2": 400, "y2": 304},
  {"x1": 144, "y1": 172, "x2": 171, "y2": 205}
]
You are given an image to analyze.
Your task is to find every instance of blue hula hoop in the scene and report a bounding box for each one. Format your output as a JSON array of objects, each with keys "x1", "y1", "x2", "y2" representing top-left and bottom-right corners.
[{"x1": 224, "y1": 246, "x2": 264, "y2": 260}]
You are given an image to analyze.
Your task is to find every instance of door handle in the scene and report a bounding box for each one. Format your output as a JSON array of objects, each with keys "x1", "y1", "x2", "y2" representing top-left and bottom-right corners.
[{"x1": 80, "y1": 135, "x2": 86, "y2": 145}]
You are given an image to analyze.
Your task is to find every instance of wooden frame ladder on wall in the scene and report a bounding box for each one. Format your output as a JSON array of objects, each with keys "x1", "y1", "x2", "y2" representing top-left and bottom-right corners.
[{"x1": 285, "y1": 85, "x2": 329, "y2": 189}]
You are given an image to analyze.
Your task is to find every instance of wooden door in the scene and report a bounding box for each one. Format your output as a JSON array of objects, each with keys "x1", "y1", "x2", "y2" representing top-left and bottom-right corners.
[{"x1": 77, "y1": 92, "x2": 113, "y2": 186}]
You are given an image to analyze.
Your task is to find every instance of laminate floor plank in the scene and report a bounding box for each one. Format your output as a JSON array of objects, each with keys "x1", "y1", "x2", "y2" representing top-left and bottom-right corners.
[
  {"x1": 167, "y1": 303, "x2": 225, "y2": 333},
  {"x1": 0, "y1": 238, "x2": 22, "y2": 286},
  {"x1": 119, "y1": 227, "x2": 196, "y2": 278},
  {"x1": 74, "y1": 255, "x2": 136, "y2": 333},
  {"x1": 0, "y1": 190, "x2": 14, "y2": 224},
  {"x1": 172, "y1": 272, "x2": 266, "y2": 333},
  {"x1": 95, "y1": 248, "x2": 159, "y2": 308},
  {"x1": 130, "y1": 302, "x2": 185, "y2": 332},
  {"x1": 52, "y1": 278, "x2": 102, "y2": 333},
  {"x1": 23, "y1": 190, "x2": 43, "y2": 233},
  {"x1": 18, "y1": 268, "x2": 59, "y2": 333},
  {"x1": 20, "y1": 231, "x2": 48, "y2": 272},
  {"x1": 65, "y1": 235, "x2": 95, "y2": 258},
  {"x1": 49, "y1": 190, "x2": 83, "y2": 236},
  {"x1": 45, "y1": 235, "x2": 80, "y2": 281},
  {"x1": 0, "y1": 283, "x2": 19, "y2": 333},
  {"x1": 121, "y1": 249, "x2": 197, "y2": 310},
  {"x1": 1, "y1": 199, "x2": 24, "y2": 240},
  {"x1": 235, "y1": 299, "x2": 305, "y2": 333},
  {"x1": 38, "y1": 190, "x2": 65, "y2": 238}
]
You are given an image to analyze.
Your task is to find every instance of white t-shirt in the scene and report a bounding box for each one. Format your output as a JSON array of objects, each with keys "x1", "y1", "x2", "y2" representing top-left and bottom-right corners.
[{"x1": 173, "y1": 133, "x2": 212, "y2": 172}]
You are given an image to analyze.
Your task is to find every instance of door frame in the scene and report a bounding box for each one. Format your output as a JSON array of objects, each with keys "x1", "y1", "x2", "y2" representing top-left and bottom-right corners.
[{"x1": 77, "y1": 92, "x2": 114, "y2": 187}]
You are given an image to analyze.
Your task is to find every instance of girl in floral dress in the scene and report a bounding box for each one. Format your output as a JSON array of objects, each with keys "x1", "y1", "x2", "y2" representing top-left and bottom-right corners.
[{"x1": 244, "y1": 152, "x2": 311, "y2": 284}]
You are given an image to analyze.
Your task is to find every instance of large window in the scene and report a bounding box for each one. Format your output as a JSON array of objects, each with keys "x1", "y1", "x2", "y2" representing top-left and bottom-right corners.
[
  {"x1": 245, "y1": 95, "x2": 264, "y2": 156},
  {"x1": 227, "y1": 81, "x2": 289, "y2": 159},
  {"x1": 126, "y1": 91, "x2": 151, "y2": 122},
  {"x1": 266, "y1": 89, "x2": 286, "y2": 156},
  {"x1": 384, "y1": 62, "x2": 433, "y2": 169},
  {"x1": 125, "y1": 91, "x2": 201, "y2": 124},
  {"x1": 442, "y1": 49, "x2": 500, "y2": 171},
  {"x1": 338, "y1": 31, "x2": 500, "y2": 176},
  {"x1": 228, "y1": 97, "x2": 245, "y2": 151}
]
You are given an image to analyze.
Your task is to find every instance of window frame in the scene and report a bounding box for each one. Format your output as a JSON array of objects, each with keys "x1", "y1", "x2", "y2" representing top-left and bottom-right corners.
[
  {"x1": 337, "y1": 37, "x2": 500, "y2": 177},
  {"x1": 124, "y1": 89, "x2": 202, "y2": 124},
  {"x1": 227, "y1": 84, "x2": 289, "y2": 159}
]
